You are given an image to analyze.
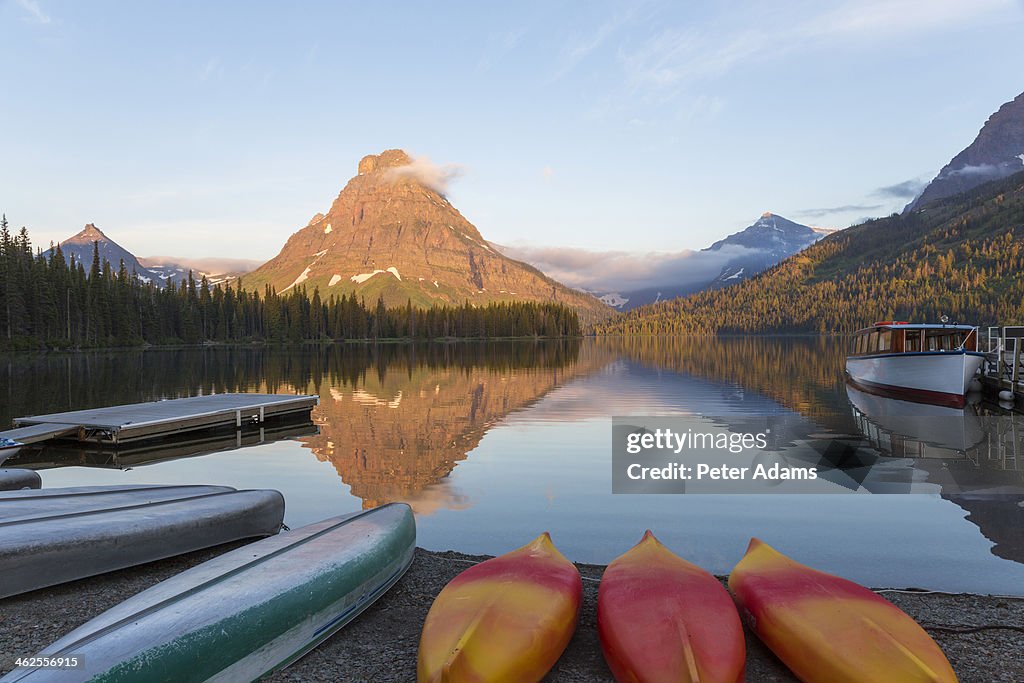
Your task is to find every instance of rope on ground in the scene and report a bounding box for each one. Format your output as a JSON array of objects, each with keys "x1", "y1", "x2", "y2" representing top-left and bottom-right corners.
[
  {"x1": 875, "y1": 588, "x2": 1024, "y2": 600},
  {"x1": 923, "y1": 623, "x2": 1024, "y2": 635}
]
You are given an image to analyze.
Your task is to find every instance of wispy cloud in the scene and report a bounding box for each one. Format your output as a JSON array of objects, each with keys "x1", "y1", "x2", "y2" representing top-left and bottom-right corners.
[
  {"x1": 619, "y1": 0, "x2": 1018, "y2": 93},
  {"x1": 199, "y1": 57, "x2": 222, "y2": 82},
  {"x1": 384, "y1": 155, "x2": 465, "y2": 197},
  {"x1": 14, "y1": 0, "x2": 50, "y2": 24},
  {"x1": 476, "y1": 28, "x2": 527, "y2": 74},
  {"x1": 873, "y1": 178, "x2": 928, "y2": 199},
  {"x1": 551, "y1": 5, "x2": 643, "y2": 81},
  {"x1": 793, "y1": 204, "x2": 884, "y2": 220},
  {"x1": 498, "y1": 242, "x2": 760, "y2": 292}
]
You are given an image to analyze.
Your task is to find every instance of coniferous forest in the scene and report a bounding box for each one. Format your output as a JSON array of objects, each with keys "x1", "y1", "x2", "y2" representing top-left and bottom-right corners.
[
  {"x1": 0, "y1": 217, "x2": 580, "y2": 351},
  {"x1": 595, "y1": 172, "x2": 1024, "y2": 336}
]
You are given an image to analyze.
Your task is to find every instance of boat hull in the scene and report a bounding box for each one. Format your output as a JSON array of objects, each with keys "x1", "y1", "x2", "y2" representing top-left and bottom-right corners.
[
  {"x1": 418, "y1": 533, "x2": 582, "y2": 683},
  {"x1": 0, "y1": 485, "x2": 284, "y2": 599},
  {"x1": 0, "y1": 468, "x2": 40, "y2": 491},
  {"x1": 845, "y1": 351, "x2": 984, "y2": 407},
  {"x1": 598, "y1": 531, "x2": 745, "y2": 683},
  {"x1": 2, "y1": 503, "x2": 416, "y2": 682},
  {"x1": 729, "y1": 538, "x2": 957, "y2": 683}
]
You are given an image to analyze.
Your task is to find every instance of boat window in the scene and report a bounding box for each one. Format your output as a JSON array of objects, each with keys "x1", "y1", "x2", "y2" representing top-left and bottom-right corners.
[
  {"x1": 926, "y1": 334, "x2": 938, "y2": 351},
  {"x1": 878, "y1": 331, "x2": 892, "y2": 352},
  {"x1": 855, "y1": 334, "x2": 865, "y2": 355},
  {"x1": 905, "y1": 330, "x2": 921, "y2": 352},
  {"x1": 867, "y1": 332, "x2": 879, "y2": 353}
]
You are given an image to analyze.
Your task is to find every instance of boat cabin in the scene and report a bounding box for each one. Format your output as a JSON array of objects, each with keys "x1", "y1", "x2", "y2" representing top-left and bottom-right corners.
[{"x1": 849, "y1": 322, "x2": 978, "y2": 357}]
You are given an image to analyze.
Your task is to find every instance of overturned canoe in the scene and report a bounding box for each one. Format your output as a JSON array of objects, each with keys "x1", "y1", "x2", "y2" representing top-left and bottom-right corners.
[
  {"x1": 0, "y1": 485, "x2": 284, "y2": 598},
  {"x1": 2, "y1": 503, "x2": 416, "y2": 682},
  {"x1": 598, "y1": 531, "x2": 745, "y2": 683},
  {"x1": 0, "y1": 468, "x2": 40, "y2": 491},
  {"x1": 418, "y1": 532, "x2": 582, "y2": 683},
  {"x1": 729, "y1": 538, "x2": 957, "y2": 683}
]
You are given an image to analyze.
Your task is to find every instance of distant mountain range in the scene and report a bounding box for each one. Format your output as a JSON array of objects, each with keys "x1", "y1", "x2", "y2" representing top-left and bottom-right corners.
[
  {"x1": 138, "y1": 256, "x2": 261, "y2": 286},
  {"x1": 906, "y1": 91, "x2": 1024, "y2": 212},
  {"x1": 58, "y1": 224, "x2": 166, "y2": 286},
  {"x1": 57, "y1": 224, "x2": 259, "y2": 288},
  {"x1": 241, "y1": 149, "x2": 612, "y2": 322},
  {"x1": 598, "y1": 88, "x2": 1024, "y2": 328},
  {"x1": 596, "y1": 170, "x2": 1024, "y2": 335},
  {"x1": 592, "y1": 213, "x2": 836, "y2": 311}
]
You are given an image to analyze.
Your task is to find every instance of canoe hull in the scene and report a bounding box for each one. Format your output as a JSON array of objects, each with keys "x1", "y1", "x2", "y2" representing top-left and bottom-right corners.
[
  {"x1": 2, "y1": 503, "x2": 416, "y2": 682},
  {"x1": 418, "y1": 533, "x2": 582, "y2": 683},
  {"x1": 0, "y1": 468, "x2": 40, "y2": 491},
  {"x1": 729, "y1": 538, "x2": 957, "y2": 683},
  {"x1": 598, "y1": 531, "x2": 745, "y2": 683},
  {"x1": 0, "y1": 486, "x2": 284, "y2": 598}
]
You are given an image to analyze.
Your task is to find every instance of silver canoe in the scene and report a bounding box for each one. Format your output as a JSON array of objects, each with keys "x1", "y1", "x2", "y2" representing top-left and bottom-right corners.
[
  {"x1": 0, "y1": 469, "x2": 40, "y2": 491},
  {"x1": 3, "y1": 503, "x2": 416, "y2": 682},
  {"x1": 0, "y1": 485, "x2": 285, "y2": 599}
]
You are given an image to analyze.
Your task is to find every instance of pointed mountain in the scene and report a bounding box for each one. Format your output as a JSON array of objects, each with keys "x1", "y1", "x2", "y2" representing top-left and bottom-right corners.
[
  {"x1": 593, "y1": 213, "x2": 834, "y2": 311},
  {"x1": 243, "y1": 149, "x2": 611, "y2": 321},
  {"x1": 705, "y1": 212, "x2": 834, "y2": 288},
  {"x1": 906, "y1": 91, "x2": 1024, "y2": 211},
  {"x1": 58, "y1": 224, "x2": 167, "y2": 286}
]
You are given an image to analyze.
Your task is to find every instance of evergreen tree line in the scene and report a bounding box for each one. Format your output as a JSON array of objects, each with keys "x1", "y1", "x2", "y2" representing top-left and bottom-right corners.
[
  {"x1": 0, "y1": 218, "x2": 580, "y2": 350},
  {"x1": 594, "y1": 171, "x2": 1024, "y2": 336}
]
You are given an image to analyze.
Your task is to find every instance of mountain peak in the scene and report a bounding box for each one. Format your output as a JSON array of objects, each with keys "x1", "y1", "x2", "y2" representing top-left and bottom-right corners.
[
  {"x1": 761, "y1": 211, "x2": 773, "y2": 219},
  {"x1": 357, "y1": 149, "x2": 413, "y2": 175},
  {"x1": 244, "y1": 150, "x2": 610, "y2": 322},
  {"x1": 907, "y1": 90, "x2": 1024, "y2": 211},
  {"x1": 71, "y1": 223, "x2": 108, "y2": 242}
]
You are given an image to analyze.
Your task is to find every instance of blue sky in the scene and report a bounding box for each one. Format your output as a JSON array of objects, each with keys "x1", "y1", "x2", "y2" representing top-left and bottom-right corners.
[{"x1": 3, "y1": 0, "x2": 1023, "y2": 263}]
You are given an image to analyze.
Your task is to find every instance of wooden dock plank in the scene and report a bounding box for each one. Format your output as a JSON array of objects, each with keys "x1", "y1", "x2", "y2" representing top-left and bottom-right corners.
[
  {"x1": 8, "y1": 393, "x2": 318, "y2": 444},
  {"x1": 0, "y1": 423, "x2": 81, "y2": 444}
]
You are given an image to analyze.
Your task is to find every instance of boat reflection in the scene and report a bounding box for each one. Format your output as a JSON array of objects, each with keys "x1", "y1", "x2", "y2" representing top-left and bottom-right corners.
[{"x1": 846, "y1": 381, "x2": 1024, "y2": 559}]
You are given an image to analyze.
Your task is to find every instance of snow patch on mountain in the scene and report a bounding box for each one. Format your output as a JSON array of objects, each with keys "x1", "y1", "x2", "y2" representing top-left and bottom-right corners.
[
  {"x1": 350, "y1": 267, "x2": 401, "y2": 284},
  {"x1": 328, "y1": 274, "x2": 342, "y2": 286},
  {"x1": 599, "y1": 293, "x2": 629, "y2": 307},
  {"x1": 283, "y1": 266, "x2": 312, "y2": 292}
]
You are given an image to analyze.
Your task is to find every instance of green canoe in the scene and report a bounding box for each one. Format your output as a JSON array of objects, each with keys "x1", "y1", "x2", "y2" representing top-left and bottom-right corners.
[{"x1": 3, "y1": 503, "x2": 416, "y2": 682}]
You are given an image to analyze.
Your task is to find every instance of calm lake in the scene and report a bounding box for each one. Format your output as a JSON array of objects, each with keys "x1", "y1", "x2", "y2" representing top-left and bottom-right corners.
[{"x1": 3, "y1": 337, "x2": 1023, "y2": 595}]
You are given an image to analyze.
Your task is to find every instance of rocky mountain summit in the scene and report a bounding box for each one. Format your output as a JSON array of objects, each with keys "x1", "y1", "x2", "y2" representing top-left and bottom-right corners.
[
  {"x1": 243, "y1": 149, "x2": 610, "y2": 321},
  {"x1": 58, "y1": 223, "x2": 167, "y2": 286},
  {"x1": 907, "y1": 91, "x2": 1024, "y2": 211},
  {"x1": 706, "y1": 212, "x2": 834, "y2": 288}
]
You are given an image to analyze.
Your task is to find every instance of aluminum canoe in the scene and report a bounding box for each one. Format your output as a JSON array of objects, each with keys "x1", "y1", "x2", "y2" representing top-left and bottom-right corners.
[
  {"x1": 0, "y1": 485, "x2": 285, "y2": 599},
  {"x1": 2, "y1": 503, "x2": 416, "y2": 682}
]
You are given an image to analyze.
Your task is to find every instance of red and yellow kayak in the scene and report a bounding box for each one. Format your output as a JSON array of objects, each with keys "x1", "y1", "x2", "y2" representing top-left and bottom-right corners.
[
  {"x1": 597, "y1": 531, "x2": 745, "y2": 683},
  {"x1": 729, "y1": 538, "x2": 958, "y2": 683},
  {"x1": 417, "y1": 532, "x2": 582, "y2": 683}
]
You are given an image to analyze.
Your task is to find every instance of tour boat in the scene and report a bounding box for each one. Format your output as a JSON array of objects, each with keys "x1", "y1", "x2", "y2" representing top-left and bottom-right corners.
[{"x1": 845, "y1": 321, "x2": 985, "y2": 407}]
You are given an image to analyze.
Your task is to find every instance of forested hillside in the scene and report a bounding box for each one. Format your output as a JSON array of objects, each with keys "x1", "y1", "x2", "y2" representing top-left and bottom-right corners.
[
  {"x1": 595, "y1": 172, "x2": 1024, "y2": 335},
  {"x1": 0, "y1": 218, "x2": 579, "y2": 350}
]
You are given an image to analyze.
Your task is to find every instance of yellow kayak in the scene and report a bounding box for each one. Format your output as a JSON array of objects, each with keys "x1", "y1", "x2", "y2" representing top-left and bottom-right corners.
[
  {"x1": 417, "y1": 533, "x2": 582, "y2": 682},
  {"x1": 729, "y1": 538, "x2": 958, "y2": 683}
]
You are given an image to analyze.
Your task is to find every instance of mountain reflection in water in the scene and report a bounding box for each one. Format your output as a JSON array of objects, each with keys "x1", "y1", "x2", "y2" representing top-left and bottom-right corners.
[{"x1": 3, "y1": 337, "x2": 1024, "y2": 593}]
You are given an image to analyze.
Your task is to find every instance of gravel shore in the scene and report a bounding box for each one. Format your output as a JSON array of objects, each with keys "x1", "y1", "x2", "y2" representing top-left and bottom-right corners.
[{"x1": 2, "y1": 545, "x2": 1022, "y2": 682}]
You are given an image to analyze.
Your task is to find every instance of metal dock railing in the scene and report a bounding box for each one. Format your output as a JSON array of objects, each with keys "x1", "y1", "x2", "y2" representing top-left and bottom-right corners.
[{"x1": 983, "y1": 327, "x2": 1024, "y2": 401}]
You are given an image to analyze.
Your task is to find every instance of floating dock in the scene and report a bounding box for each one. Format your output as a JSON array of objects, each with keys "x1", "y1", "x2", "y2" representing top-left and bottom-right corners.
[
  {"x1": 1, "y1": 393, "x2": 319, "y2": 445},
  {"x1": 982, "y1": 327, "x2": 1024, "y2": 405}
]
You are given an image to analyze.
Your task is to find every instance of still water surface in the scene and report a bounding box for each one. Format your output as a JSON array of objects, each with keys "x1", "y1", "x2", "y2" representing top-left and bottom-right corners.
[{"x1": 3, "y1": 337, "x2": 1023, "y2": 594}]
